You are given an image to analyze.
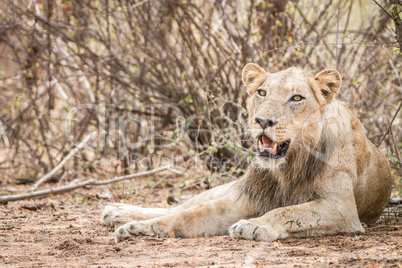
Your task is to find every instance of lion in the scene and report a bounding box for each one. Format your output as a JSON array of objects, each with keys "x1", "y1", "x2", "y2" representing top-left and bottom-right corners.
[{"x1": 102, "y1": 63, "x2": 392, "y2": 243}]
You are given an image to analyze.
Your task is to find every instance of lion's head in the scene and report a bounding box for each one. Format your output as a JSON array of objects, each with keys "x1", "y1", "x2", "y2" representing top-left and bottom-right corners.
[{"x1": 242, "y1": 63, "x2": 342, "y2": 170}]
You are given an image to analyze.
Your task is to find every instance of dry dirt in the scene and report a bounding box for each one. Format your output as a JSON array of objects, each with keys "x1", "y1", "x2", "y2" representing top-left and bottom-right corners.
[{"x1": 0, "y1": 186, "x2": 401, "y2": 268}]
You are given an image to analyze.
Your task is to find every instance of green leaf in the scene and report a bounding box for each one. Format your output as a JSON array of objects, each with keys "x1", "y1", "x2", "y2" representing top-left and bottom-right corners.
[{"x1": 389, "y1": 4, "x2": 397, "y2": 14}]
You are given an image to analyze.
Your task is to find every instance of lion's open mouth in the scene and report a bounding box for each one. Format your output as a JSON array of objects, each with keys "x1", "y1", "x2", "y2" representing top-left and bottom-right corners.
[{"x1": 257, "y1": 135, "x2": 290, "y2": 159}]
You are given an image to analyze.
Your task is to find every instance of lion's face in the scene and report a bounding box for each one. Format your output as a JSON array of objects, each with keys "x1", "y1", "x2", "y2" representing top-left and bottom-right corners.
[{"x1": 242, "y1": 64, "x2": 342, "y2": 169}]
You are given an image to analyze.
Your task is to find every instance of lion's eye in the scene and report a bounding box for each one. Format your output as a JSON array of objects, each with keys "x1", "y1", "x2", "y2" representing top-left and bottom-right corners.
[
  {"x1": 290, "y1": 95, "x2": 304, "y2": 102},
  {"x1": 257, "y1": 89, "x2": 266, "y2": 97}
]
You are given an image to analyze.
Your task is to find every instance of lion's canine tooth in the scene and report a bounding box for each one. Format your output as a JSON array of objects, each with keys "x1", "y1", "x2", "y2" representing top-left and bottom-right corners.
[{"x1": 272, "y1": 143, "x2": 277, "y2": 154}]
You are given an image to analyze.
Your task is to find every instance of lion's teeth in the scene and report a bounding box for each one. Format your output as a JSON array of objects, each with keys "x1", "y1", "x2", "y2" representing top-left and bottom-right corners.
[
  {"x1": 259, "y1": 140, "x2": 264, "y2": 152},
  {"x1": 272, "y1": 143, "x2": 277, "y2": 154},
  {"x1": 258, "y1": 137, "x2": 279, "y2": 154}
]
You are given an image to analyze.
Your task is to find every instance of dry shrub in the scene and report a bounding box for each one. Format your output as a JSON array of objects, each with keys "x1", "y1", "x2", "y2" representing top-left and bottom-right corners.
[{"x1": 0, "y1": 0, "x2": 400, "y2": 188}]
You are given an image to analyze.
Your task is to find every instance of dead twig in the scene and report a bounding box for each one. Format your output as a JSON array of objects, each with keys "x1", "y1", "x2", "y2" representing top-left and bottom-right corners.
[
  {"x1": 21, "y1": 203, "x2": 49, "y2": 211},
  {"x1": 371, "y1": 0, "x2": 394, "y2": 19},
  {"x1": 0, "y1": 226, "x2": 19, "y2": 230},
  {"x1": 1, "y1": 165, "x2": 181, "y2": 203},
  {"x1": 31, "y1": 131, "x2": 98, "y2": 191},
  {"x1": 335, "y1": 0, "x2": 341, "y2": 71},
  {"x1": 0, "y1": 216, "x2": 27, "y2": 220},
  {"x1": 377, "y1": 101, "x2": 402, "y2": 147},
  {"x1": 387, "y1": 117, "x2": 402, "y2": 165}
]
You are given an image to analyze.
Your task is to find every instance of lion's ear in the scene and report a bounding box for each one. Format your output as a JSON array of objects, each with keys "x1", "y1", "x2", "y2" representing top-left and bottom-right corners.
[
  {"x1": 242, "y1": 63, "x2": 269, "y2": 96},
  {"x1": 314, "y1": 69, "x2": 342, "y2": 103}
]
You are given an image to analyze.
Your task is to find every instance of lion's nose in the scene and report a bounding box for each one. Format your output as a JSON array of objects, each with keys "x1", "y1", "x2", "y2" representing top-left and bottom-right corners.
[{"x1": 255, "y1": 117, "x2": 278, "y2": 129}]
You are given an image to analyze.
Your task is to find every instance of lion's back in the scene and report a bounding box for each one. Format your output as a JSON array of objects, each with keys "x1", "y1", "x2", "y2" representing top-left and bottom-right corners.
[{"x1": 344, "y1": 106, "x2": 391, "y2": 225}]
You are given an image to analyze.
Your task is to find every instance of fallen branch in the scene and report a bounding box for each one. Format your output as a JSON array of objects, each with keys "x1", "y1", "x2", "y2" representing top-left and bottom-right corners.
[
  {"x1": 31, "y1": 131, "x2": 98, "y2": 191},
  {"x1": 1, "y1": 165, "x2": 180, "y2": 203},
  {"x1": 0, "y1": 216, "x2": 27, "y2": 219},
  {"x1": 0, "y1": 226, "x2": 18, "y2": 230}
]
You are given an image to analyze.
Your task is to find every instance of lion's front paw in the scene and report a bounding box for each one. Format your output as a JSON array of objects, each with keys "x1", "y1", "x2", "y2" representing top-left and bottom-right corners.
[
  {"x1": 114, "y1": 221, "x2": 155, "y2": 243},
  {"x1": 101, "y1": 204, "x2": 140, "y2": 227},
  {"x1": 229, "y1": 220, "x2": 279, "y2": 241}
]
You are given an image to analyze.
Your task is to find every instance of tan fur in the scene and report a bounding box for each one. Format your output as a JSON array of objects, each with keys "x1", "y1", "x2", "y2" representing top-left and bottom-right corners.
[{"x1": 104, "y1": 64, "x2": 392, "y2": 243}]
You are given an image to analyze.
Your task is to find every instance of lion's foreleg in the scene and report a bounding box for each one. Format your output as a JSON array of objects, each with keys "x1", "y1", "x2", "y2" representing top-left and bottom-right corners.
[
  {"x1": 102, "y1": 204, "x2": 171, "y2": 227},
  {"x1": 102, "y1": 181, "x2": 237, "y2": 228},
  {"x1": 229, "y1": 197, "x2": 364, "y2": 241},
  {"x1": 114, "y1": 194, "x2": 252, "y2": 242}
]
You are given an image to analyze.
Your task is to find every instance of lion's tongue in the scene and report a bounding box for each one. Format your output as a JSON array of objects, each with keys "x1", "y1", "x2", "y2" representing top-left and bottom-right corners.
[{"x1": 260, "y1": 135, "x2": 278, "y2": 154}]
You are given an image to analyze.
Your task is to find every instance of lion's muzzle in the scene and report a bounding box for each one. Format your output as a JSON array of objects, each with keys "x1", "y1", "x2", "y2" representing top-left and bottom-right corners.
[{"x1": 257, "y1": 135, "x2": 290, "y2": 159}]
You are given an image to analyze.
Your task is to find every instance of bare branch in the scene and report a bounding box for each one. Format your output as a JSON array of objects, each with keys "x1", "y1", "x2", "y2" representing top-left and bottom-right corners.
[
  {"x1": 335, "y1": 0, "x2": 341, "y2": 70},
  {"x1": 387, "y1": 117, "x2": 402, "y2": 165},
  {"x1": 377, "y1": 101, "x2": 402, "y2": 147},
  {"x1": 1, "y1": 165, "x2": 179, "y2": 203},
  {"x1": 31, "y1": 131, "x2": 98, "y2": 191},
  {"x1": 1, "y1": 179, "x2": 96, "y2": 203},
  {"x1": 372, "y1": 0, "x2": 394, "y2": 19}
]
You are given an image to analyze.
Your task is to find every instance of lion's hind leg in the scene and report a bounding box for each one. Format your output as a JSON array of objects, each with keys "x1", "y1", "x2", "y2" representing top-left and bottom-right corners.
[{"x1": 102, "y1": 203, "x2": 170, "y2": 227}]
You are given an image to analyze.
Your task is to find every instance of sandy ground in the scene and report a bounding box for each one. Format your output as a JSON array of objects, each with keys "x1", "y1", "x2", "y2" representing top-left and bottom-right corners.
[{"x1": 0, "y1": 187, "x2": 401, "y2": 268}]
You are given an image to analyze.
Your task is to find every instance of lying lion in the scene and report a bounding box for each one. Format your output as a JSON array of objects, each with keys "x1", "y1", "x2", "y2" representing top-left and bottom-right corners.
[{"x1": 102, "y1": 64, "x2": 391, "y2": 243}]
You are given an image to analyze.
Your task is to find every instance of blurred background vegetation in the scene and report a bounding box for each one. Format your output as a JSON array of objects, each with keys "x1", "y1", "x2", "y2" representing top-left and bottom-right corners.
[{"x1": 0, "y1": 0, "x2": 400, "y2": 198}]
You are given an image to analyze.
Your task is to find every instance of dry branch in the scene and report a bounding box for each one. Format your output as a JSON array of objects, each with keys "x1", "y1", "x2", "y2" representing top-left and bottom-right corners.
[
  {"x1": 31, "y1": 131, "x2": 98, "y2": 191},
  {"x1": 387, "y1": 118, "x2": 402, "y2": 165},
  {"x1": 377, "y1": 102, "x2": 402, "y2": 147},
  {"x1": 1, "y1": 165, "x2": 180, "y2": 203},
  {"x1": 372, "y1": 0, "x2": 394, "y2": 19}
]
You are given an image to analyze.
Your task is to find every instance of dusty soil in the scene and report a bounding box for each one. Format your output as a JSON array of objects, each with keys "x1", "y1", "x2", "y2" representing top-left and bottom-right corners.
[{"x1": 1, "y1": 186, "x2": 401, "y2": 268}]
